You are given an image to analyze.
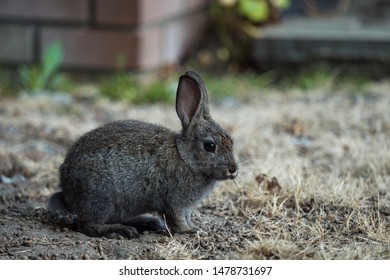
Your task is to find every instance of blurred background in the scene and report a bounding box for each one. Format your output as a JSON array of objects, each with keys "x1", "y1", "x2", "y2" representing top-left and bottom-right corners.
[{"x1": 0, "y1": 0, "x2": 389, "y2": 101}]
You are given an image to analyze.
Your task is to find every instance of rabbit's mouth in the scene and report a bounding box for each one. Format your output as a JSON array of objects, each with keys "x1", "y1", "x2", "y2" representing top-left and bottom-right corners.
[
  {"x1": 227, "y1": 169, "x2": 239, "y2": 180},
  {"x1": 217, "y1": 168, "x2": 238, "y2": 180}
]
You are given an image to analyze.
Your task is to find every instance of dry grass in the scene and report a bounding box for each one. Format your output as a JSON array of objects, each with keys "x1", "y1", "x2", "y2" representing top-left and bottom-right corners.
[
  {"x1": 209, "y1": 83, "x2": 390, "y2": 259},
  {"x1": 0, "y1": 79, "x2": 389, "y2": 260}
]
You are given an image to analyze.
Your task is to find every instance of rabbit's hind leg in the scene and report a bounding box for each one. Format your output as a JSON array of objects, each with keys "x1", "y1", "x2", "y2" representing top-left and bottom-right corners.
[
  {"x1": 78, "y1": 222, "x2": 140, "y2": 239},
  {"x1": 124, "y1": 214, "x2": 167, "y2": 234}
]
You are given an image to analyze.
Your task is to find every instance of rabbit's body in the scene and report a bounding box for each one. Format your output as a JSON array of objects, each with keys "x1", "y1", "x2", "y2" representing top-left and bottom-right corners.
[{"x1": 49, "y1": 71, "x2": 238, "y2": 239}]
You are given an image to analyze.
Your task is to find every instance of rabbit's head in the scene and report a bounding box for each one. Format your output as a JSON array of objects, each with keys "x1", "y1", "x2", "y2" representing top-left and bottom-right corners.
[{"x1": 176, "y1": 71, "x2": 238, "y2": 181}]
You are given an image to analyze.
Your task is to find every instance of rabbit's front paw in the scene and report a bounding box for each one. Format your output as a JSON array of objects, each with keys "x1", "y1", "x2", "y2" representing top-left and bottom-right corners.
[
  {"x1": 180, "y1": 227, "x2": 200, "y2": 234},
  {"x1": 169, "y1": 224, "x2": 200, "y2": 235},
  {"x1": 165, "y1": 211, "x2": 200, "y2": 235}
]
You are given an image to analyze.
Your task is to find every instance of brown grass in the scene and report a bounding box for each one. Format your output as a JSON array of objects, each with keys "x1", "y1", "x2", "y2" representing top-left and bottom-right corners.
[{"x1": 210, "y1": 82, "x2": 390, "y2": 259}]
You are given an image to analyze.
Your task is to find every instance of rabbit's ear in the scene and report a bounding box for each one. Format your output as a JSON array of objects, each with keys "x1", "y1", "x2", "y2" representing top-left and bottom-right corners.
[{"x1": 176, "y1": 71, "x2": 210, "y2": 130}]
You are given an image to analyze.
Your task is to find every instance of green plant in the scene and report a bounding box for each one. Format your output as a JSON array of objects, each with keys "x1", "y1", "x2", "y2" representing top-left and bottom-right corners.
[
  {"x1": 290, "y1": 64, "x2": 332, "y2": 91},
  {"x1": 204, "y1": 71, "x2": 275, "y2": 100},
  {"x1": 100, "y1": 55, "x2": 174, "y2": 104},
  {"x1": 101, "y1": 76, "x2": 175, "y2": 104},
  {"x1": 99, "y1": 54, "x2": 138, "y2": 102},
  {"x1": 237, "y1": 0, "x2": 290, "y2": 23},
  {"x1": 19, "y1": 42, "x2": 65, "y2": 92},
  {"x1": 135, "y1": 82, "x2": 174, "y2": 104},
  {"x1": 100, "y1": 72, "x2": 138, "y2": 102},
  {"x1": 209, "y1": 0, "x2": 291, "y2": 64},
  {"x1": 0, "y1": 67, "x2": 17, "y2": 96},
  {"x1": 282, "y1": 63, "x2": 370, "y2": 92}
]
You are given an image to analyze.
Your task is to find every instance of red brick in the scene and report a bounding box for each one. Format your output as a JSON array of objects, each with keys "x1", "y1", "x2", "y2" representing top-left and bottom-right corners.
[
  {"x1": 40, "y1": 27, "x2": 162, "y2": 70},
  {"x1": 0, "y1": 24, "x2": 34, "y2": 63},
  {"x1": 0, "y1": 0, "x2": 210, "y2": 71},
  {"x1": 96, "y1": 0, "x2": 187, "y2": 25},
  {"x1": 41, "y1": 28, "x2": 138, "y2": 69},
  {"x1": 0, "y1": 0, "x2": 88, "y2": 22},
  {"x1": 95, "y1": 0, "x2": 139, "y2": 25}
]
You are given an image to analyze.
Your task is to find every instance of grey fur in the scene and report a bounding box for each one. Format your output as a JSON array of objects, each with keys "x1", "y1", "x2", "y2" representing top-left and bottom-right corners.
[{"x1": 48, "y1": 71, "x2": 238, "y2": 239}]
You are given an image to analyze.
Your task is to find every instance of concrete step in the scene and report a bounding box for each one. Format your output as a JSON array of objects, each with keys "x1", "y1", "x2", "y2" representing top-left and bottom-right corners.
[{"x1": 251, "y1": 16, "x2": 390, "y2": 64}]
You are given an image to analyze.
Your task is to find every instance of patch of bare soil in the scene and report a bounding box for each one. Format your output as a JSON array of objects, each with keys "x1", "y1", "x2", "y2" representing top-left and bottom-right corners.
[{"x1": 0, "y1": 84, "x2": 389, "y2": 260}]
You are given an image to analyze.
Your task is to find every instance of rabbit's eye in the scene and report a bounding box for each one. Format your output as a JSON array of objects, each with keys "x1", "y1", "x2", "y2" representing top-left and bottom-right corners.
[{"x1": 204, "y1": 141, "x2": 216, "y2": 152}]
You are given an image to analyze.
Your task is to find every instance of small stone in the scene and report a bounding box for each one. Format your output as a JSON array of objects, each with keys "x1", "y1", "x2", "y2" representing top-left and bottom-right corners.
[
  {"x1": 200, "y1": 240, "x2": 210, "y2": 249},
  {"x1": 228, "y1": 237, "x2": 238, "y2": 243},
  {"x1": 158, "y1": 236, "x2": 169, "y2": 243},
  {"x1": 21, "y1": 241, "x2": 32, "y2": 247}
]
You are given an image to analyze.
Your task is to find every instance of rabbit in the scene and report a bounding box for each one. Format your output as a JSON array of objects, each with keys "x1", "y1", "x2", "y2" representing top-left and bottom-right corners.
[{"x1": 48, "y1": 71, "x2": 238, "y2": 239}]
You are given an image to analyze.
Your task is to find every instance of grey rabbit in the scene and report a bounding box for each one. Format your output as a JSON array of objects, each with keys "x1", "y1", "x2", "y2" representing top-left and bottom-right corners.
[{"x1": 48, "y1": 71, "x2": 238, "y2": 239}]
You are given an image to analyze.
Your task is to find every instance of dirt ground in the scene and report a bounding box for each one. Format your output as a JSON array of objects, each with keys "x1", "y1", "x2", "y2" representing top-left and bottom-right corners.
[{"x1": 0, "y1": 81, "x2": 389, "y2": 260}]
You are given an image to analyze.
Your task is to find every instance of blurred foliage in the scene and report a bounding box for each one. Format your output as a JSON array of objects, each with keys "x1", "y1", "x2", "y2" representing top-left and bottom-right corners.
[
  {"x1": 99, "y1": 73, "x2": 174, "y2": 104},
  {"x1": 0, "y1": 56, "x2": 376, "y2": 105},
  {"x1": 209, "y1": 0, "x2": 291, "y2": 64},
  {"x1": 0, "y1": 63, "x2": 375, "y2": 104},
  {"x1": 100, "y1": 72, "x2": 138, "y2": 102},
  {"x1": 199, "y1": 62, "x2": 373, "y2": 102},
  {"x1": 140, "y1": 82, "x2": 174, "y2": 104},
  {"x1": 204, "y1": 70, "x2": 276, "y2": 100},
  {"x1": 0, "y1": 67, "x2": 16, "y2": 97},
  {"x1": 19, "y1": 42, "x2": 75, "y2": 92},
  {"x1": 280, "y1": 63, "x2": 370, "y2": 92},
  {"x1": 99, "y1": 55, "x2": 174, "y2": 104},
  {"x1": 237, "y1": 0, "x2": 290, "y2": 22},
  {"x1": 288, "y1": 63, "x2": 332, "y2": 90}
]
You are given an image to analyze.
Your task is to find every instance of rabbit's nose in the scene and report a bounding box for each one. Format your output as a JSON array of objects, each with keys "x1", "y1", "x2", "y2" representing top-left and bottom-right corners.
[{"x1": 228, "y1": 163, "x2": 238, "y2": 177}]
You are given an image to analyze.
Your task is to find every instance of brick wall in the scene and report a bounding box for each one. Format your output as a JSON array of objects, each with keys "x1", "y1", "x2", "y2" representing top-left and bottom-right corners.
[{"x1": 0, "y1": 0, "x2": 209, "y2": 70}]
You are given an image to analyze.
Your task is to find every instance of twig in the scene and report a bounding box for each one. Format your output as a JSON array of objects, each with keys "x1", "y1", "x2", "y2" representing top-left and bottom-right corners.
[{"x1": 162, "y1": 214, "x2": 173, "y2": 238}]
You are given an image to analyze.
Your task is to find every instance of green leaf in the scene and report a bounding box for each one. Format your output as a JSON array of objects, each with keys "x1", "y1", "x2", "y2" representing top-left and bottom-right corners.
[
  {"x1": 18, "y1": 65, "x2": 30, "y2": 89},
  {"x1": 100, "y1": 73, "x2": 138, "y2": 102},
  {"x1": 271, "y1": 0, "x2": 291, "y2": 9},
  {"x1": 19, "y1": 65, "x2": 43, "y2": 91},
  {"x1": 237, "y1": 0, "x2": 269, "y2": 23},
  {"x1": 137, "y1": 82, "x2": 174, "y2": 104},
  {"x1": 41, "y1": 42, "x2": 63, "y2": 87}
]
